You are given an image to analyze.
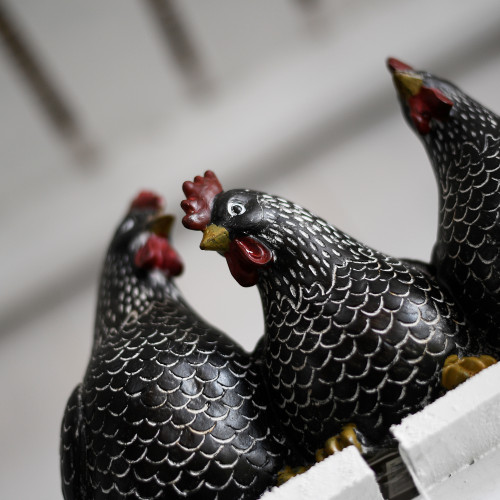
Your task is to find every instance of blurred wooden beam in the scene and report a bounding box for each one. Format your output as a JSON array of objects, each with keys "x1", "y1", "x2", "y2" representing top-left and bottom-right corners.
[
  {"x1": 0, "y1": 0, "x2": 92, "y2": 159},
  {"x1": 294, "y1": 0, "x2": 327, "y2": 32},
  {"x1": 295, "y1": 0, "x2": 321, "y2": 10},
  {"x1": 144, "y1": 0, "x2": 209, "y2": 95}
]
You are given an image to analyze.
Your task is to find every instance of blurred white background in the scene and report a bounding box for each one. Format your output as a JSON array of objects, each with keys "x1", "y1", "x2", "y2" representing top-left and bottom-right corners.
[{"x1": 1, "y1": 0, "x2": 500, "y2": 498}]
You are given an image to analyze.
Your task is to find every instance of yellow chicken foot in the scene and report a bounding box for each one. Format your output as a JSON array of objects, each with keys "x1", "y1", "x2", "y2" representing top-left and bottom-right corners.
[
  {"x1": 277, "y1": 424, "x2": 362, "y2": 485},
  {"x1": 315, "y1": 423, "x2": 362, "y2": 462},
  {"x1": 277, "y1": 464, "x2": 312, "y2": 486},
  {"x1": 441, "y1": 354, "x2": 497, "y2": 390}
]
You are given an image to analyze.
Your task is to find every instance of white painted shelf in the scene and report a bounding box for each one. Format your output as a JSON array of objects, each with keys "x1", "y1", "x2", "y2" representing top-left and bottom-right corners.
[
  {"x1": 260, "y1": 363, "x2": 500, "y2": 500},
  {"x1": 261, "y1": 446, "x2": 383, "y2": 500},
  {"x1": 393, "y1": 363, "x2": 500, "y2": 498}
]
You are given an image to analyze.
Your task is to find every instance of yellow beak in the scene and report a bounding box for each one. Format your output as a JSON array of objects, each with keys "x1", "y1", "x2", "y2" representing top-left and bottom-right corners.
[
  {"x1": 200, "y1": 224, "x2": 230, "y2": 252},
  {"x1": 149, "y1": 214, "x2": 174, "y2": 237},
  {"x1": 393, "y1": 71, "x2": 423, "y2": 99}
]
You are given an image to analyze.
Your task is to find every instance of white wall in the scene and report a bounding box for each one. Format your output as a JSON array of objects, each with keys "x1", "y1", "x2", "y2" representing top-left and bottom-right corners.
[{"x1": 1, "y1": 1, "x2": 500, "y2": 498}]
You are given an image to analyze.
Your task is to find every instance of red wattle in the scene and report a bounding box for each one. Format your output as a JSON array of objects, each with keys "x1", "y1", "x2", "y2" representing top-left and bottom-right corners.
[
  {"x1": 409, "y1": 86, "x2": 454, "y2": 134},
  {"x1": 224, "y1": 237, "x2": 273, "y2": 287},
  {"x1": 233, "y1": 237, "x2": 273, "y2": 266},
  {"x1": 134, "y1": 234, "x2": 183, "y2": 276}
]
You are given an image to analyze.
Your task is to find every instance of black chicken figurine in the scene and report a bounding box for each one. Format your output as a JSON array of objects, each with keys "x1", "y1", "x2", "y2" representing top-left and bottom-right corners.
[
  {"x1": 181, "y1": 171, "x2": 486, "y2": 463},
  {"x1": 388, "y1": 58, "x2": 500, "y2": 357},
  {"x1": 60, "y1": 191, "x2": 289, "y2": 499}
]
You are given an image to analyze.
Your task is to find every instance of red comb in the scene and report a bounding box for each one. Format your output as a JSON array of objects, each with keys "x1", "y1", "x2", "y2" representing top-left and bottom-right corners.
[
  {"x1": 181, "y1": 170, "x2": 223, "y2": 231},
  {"x1": 134, "y1": 234, "x2": 183, "y2": 276},
  {"x1": 387, "y1": 57, "x2": 414, "y2": 73},
  {"x1": 130, "y1": 191, "x2": 164, "y2": 211}
]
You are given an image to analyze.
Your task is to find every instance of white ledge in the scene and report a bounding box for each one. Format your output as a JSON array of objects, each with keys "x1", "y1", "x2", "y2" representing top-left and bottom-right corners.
[
  {"x1": 260, "y1": 445, "x2": 383, "y2": 500},
  {"x1": 391, "y1": 362, "x2": 500, "y2": 494}
]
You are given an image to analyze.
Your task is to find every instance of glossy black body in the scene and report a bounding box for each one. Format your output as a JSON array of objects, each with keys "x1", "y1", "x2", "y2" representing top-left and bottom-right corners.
[
  {"x1": 60, "y1": 208, "x2": 288, "y2": 499},
  {"x1": 394, "y1": 69, "x2": 500, "y2": 356},
  {"x1": 210, "y1": 190, "x2": 475, "y2": 459}
]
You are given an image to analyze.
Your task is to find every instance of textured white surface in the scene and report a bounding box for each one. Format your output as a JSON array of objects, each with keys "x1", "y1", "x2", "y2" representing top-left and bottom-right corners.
[
  {"x1": 260, "y1": 446, "x2": 383, "y2": 500},
  {"x1": 392, "y1": 362, "x2": 500, "y2": 493},
  {"x1": 415, "y1": 444, "x2": 500, "y2": 500}
]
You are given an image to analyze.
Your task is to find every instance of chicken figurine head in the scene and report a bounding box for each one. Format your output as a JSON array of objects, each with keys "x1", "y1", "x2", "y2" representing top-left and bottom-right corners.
[
  {"x1": 387, "y1": 57, "x2": 454, "y2": 135},
  {"x1": 389, "y1": 58, "x2": 500, "y2": 357},
  {"x1": 182, "y1": 171, "x2": 480, "y2": 460},
  {"x1": 182, "y1": 171, "x2": 273, "y2": 287},
  {"x1": 124, "y1": 191, "x2": 182, "y2": 276}
]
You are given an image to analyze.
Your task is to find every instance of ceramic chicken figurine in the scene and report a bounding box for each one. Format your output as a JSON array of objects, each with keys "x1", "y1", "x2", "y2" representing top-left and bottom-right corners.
[
  {"x1": 181, "y1": 171, "x2": 480, "y2": 461},
  {"x1": 60, "y1": 191, "x2": 289, "y2": 500},
  {"x1": 388, "y1": 58, "x2": 500, "y2": 357}
]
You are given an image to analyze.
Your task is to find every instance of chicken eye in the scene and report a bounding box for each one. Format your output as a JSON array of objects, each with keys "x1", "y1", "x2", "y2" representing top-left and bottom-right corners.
[{"x1": 228, "y1": 202, "x2": 246, "y2": 217}]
